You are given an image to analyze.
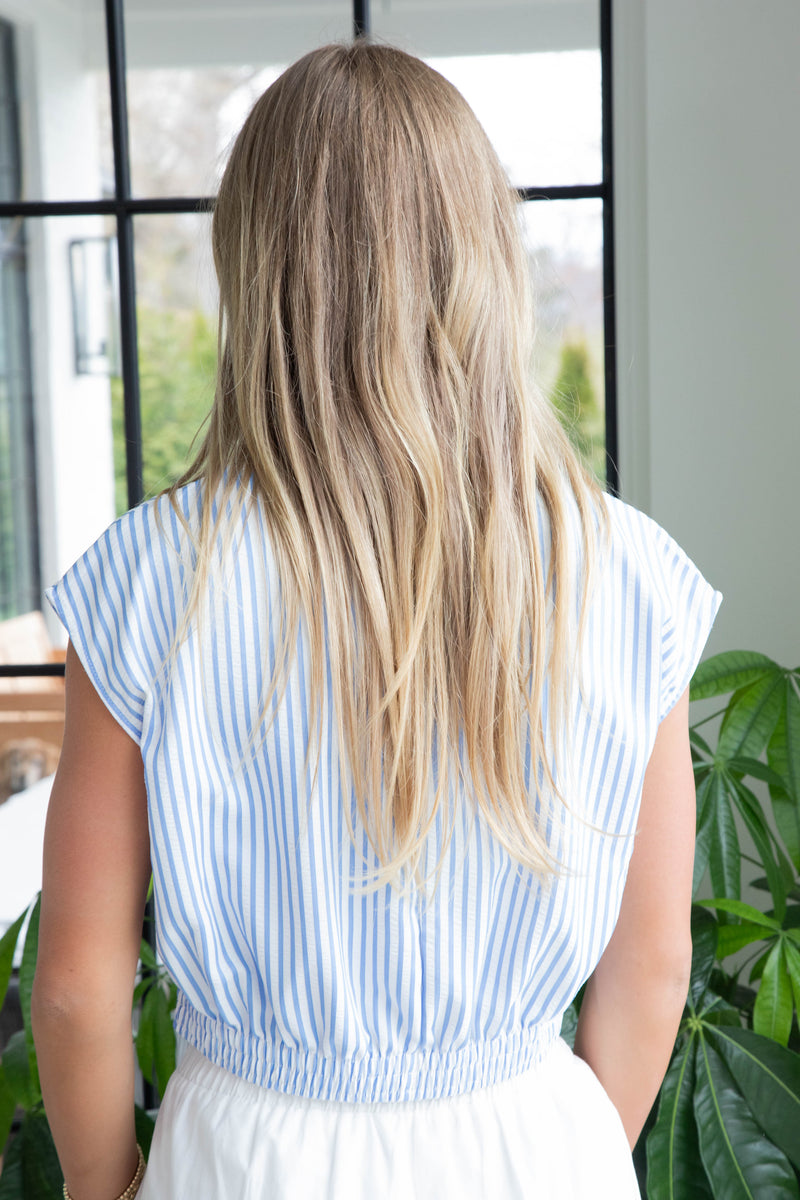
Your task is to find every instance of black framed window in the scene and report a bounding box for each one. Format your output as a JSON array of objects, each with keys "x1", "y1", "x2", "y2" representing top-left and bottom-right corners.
[
  {"x1": 0, "y1": 0, "x2": 616, "y2": 931},
  {"x1": 0, "y1": 20, "x2": 39, "y2": 621}
]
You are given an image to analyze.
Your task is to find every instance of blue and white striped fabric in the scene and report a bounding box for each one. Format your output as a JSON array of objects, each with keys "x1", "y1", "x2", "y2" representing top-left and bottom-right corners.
[{"x1": 46, "y1": 480, "x2": 721, "y2": 1104}]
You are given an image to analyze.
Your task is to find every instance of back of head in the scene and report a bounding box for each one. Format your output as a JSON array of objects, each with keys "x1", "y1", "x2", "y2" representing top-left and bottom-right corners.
[
  {"x1": 186, "y1": 42, "x2": 602, "y2": 886},
  {"x1": 212, "y1": 41, "x2": 532, "y2": 431}
]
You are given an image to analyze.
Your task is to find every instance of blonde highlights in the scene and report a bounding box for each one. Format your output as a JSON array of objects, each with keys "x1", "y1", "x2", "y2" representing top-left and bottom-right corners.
[{"x1": 172, "y1": 42, "x2": 604, "y2": 885}]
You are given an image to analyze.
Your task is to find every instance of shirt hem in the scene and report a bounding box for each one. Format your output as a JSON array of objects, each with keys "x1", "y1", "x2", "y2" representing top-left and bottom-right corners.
[{"x1": 173, "y1": 993, "x2": 560, "y2": 1104}]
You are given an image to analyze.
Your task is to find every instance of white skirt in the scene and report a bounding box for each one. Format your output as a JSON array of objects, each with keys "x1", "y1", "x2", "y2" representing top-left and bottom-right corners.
[{"x1": 137, "y1": 1037, "x2": 640, "y2": 1199}]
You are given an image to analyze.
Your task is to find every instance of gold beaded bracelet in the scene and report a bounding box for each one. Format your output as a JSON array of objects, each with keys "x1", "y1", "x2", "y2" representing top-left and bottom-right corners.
[{"x1": 62, "y1": 1144, "x2": 146, "y2": 1200}]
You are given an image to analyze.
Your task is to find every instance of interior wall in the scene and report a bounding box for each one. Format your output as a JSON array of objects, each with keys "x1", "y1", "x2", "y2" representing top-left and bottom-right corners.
[{"x1": 615, "y1": 0, "x2": 800, "y2": 666}]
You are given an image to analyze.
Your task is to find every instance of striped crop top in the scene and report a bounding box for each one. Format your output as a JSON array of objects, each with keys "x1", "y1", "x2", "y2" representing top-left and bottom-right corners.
[{"x1": 46, "y1": 479, "x2": 721, "y2": 1103}]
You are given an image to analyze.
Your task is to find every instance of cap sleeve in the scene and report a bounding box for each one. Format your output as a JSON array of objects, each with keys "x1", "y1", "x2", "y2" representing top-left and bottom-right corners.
[
  {"x1": 607, "y1": 499, "x2": 723, "y2": 724},
  {"x1": 45, "y1": 497, "x2": 184, "y2": 744},
  {"x1": 653, "y1": 528, "x2": 722, "y2": 722}
]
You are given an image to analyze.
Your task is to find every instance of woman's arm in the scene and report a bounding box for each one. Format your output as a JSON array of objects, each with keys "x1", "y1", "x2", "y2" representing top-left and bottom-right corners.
[
  {"x1": 573, "y1": 685, "x2": 696, "y2": 1149},
  {"x1": 31, "y1": 641, "x2": 151, "y2": 1200}
]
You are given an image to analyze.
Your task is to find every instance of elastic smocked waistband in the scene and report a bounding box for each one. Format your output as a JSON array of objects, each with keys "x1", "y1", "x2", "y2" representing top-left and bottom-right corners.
[{"x1": 172, "y1": 992, "x2": 562, "y2": 1106}]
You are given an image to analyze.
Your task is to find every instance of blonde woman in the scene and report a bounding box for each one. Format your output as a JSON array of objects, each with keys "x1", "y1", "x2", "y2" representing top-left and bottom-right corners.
[{"x1": 33, "y1": 43, "x2": 720, "y2": 1200}]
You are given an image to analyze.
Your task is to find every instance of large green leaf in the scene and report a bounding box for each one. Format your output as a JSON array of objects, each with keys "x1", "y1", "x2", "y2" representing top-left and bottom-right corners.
[
  {"x1": 767, "y1": 684, "x2": 800, "y2": 869},
  {"x1": 753, "y1": 942, "x2": 793, "y2": 1046},
  {"x1": 718, "y1": 672, "x2": 785, "y2": 761},
  {"x1": 0, "y1": 1031, "x2": 32, "y2": 1109},
  {"x1": 784, "y1": 676, "x2": 800, "y2": 801},
  {"x1": 135, "y1": 985, "x2": 155, "y2": 1085},
  {"x1": 731, "y1": 779, "x2": 790, "y2": 920},
  {"x1": 707, "y1": 772, "x2": 741, "y2": 902},
  {"x1": 19, "y1": 1109, "x2": 62, "y2": 1198},
  {"x1": 691, "y1": 730, "x2": 715, "y2": 761},
  {"x1": 135, "y1": 983, "x2": 176, "y2": 1100},
  {"x1": 696, "y1": 898, "x2": 781, "y2": 930},
  {"x1": 710, "y1": 1025, "x2": 800, "y2": 1172},
  {"x1": 139, "y1": 938, "x2": 158, "y2": 972},
  {"x1": 0, "y1": 1128, "x2": 23, "y2": 1199},
  {"x1": 690, "y1": 907, "x2": 718, "y2": 1007},
  {"x1": 693, "y1": 775, "x2": 715, "y2": 896},
  {"x1": 726, "y1": 755, "x2": 788, "y2": 790},
  {"x1": 749, "y1": 946, "x2": 771, "y2": 985},
  {"x1": 647, "y1": 1035, "x2": 712, "y2": 1199},
  {"x1": 0, "y1": 1062, "x2": 15, "y2": 1157},
  {"x1": 150, "y1": 984, "x2": 176, "y2": 1099},
  {"x1": 690, "y1": 652, "x2": 777, "y2": 701},
  {"x1": 17, "y1": 894, "x2": 41, "y2": 1100},
  {"x1": 783, "y1": 938, "x2": 800, "y2": 1018},
  {"x1": 716, "y1": 921, "x2": 773, "y2": 959},
  {"x1": 770, "y1": 787, "x2": 800, "y2": 876},
  {"x1": 0, "y1": 909, "x2": 26, "y2": 1014},
  {"x1": 694, "y1": 1038, "x2": 799, "y2": 1198}
]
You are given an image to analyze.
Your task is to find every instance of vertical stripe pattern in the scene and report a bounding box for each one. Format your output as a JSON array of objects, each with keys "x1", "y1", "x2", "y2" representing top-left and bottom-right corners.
[{"x1": 46, "y1": 483, "x2": 721, "y2": 1103}]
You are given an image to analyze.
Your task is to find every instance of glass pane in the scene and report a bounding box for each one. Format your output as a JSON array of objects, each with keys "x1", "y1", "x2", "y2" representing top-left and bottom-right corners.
[
  {"x1": 520, "y1": 198, "x2": 605, "y2": 480},
  {"x1": 130, "y1": 213, "x2": 216, "y2": 509},
  {"x1": 372, "y1": 1, "x2": 601, "y2": 187},
  {"x1": 6, "y1": 2, "x2": 112, "y2": 201},
  {"x1": 5, "y1": 217, "x2": 121, "y2": 616},
  {"x1": 0, "y1": 219, "x2": 39, "y2": 618},
  {"x1": 430, "y1": 52, "x2": 601, "y2": 188},
  {"x1": 124, "y1": 3, "x2": 352, "y2": 198}
]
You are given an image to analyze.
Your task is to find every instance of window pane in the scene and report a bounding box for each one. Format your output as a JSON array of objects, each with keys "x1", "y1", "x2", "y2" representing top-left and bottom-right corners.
[
  {"x1": 519, "y1": 198, "x2": 605, "y2": 480},
  {"x1": 0, "y1": 218, "x2": 39, "y2": 618},
  {"x1": 123, "y1": 3, "x2": 352, "y2": 198},
  {"x1": 129, "y1": 213, "x2": 216, "y2": 509},
  {"x1": 10, "y1": 218, "x2": 121, "y2": 610},
  {"x1": 372, "y1": 0, "x2": 601, "y2": 187},
  {"x1": 2, "y1": 219, "x2": 116, "y2": 621},
  {"x1": 5, "y1": 2, "x2": 112, "y2": 201}
]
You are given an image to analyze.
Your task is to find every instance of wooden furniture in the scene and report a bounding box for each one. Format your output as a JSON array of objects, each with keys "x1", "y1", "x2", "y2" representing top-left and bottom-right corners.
[{"x1": 0, "y1": 612, "x2": 65, "y2": 804}]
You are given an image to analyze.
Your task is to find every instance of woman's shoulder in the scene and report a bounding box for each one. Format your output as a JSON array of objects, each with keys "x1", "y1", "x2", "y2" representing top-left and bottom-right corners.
[
  {"x1": 597, "y1": 493, "x2": 699, "y2": 603},
  {"x1": 109, "y1": 479, "x2": 205, "y2": 559},
  {"x1": 594, "y1": 492, "x2": 722, "y2": 721}
]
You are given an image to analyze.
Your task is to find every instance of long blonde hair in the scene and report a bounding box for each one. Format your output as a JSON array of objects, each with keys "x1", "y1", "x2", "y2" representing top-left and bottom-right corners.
[{"x1": 172, "y1": 41, "x2": 604, "y2": 885}]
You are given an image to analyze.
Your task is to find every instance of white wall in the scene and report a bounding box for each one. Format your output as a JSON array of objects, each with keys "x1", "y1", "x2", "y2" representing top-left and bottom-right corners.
[{"x1": 615, "y1": 0, "x2": 800, "y2": 667}]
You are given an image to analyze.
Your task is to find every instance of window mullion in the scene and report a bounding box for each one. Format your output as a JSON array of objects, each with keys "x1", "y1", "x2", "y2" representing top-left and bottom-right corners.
[
  {"x1": 105, "y1": 0, "x2": 144, "y2": 510},
  {"x1": 601, "y1": 0, "x2": 619, "y2": 495}
]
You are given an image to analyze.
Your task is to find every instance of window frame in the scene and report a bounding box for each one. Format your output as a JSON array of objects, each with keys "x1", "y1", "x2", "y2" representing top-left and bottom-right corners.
[{"x1": 0, "y1": 0, "x2": 617, "y2": 660}]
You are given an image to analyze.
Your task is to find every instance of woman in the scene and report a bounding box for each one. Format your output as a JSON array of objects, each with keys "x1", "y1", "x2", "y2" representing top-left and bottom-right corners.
[{"x1": 32, "y1": 42, "x2": 720, "y2": 1199}]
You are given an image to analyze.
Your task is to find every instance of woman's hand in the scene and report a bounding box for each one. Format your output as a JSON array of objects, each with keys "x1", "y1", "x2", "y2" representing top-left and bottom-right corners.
[{"x1": 32, "y1": 641, "x2": 151, "y2": 1200}]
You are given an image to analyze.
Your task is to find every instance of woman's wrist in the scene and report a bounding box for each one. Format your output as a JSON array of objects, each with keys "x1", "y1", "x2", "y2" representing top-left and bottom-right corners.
[{"x1": 62, "y1": 1144, "x2": 146, "y2": 1200}]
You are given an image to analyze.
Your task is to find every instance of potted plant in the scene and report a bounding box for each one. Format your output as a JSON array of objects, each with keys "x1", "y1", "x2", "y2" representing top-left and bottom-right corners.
[{"x1": 642, "y1": 651, "x2": 800, "y2": 1197}]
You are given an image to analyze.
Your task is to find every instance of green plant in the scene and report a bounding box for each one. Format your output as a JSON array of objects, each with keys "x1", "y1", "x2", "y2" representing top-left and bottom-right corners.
[
  {"x1": 0, "y1": 899, "x2": 177, "y2": 1199},
  {"x1": 548, "y1": 338, "x2": 606, "y2": 483},
  {"x1": 643, "y1": 651, "x2": 800, "y2": 1198},
  {"x1": 111, "y1": 305, "x2": 216, "y2": 515}
]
